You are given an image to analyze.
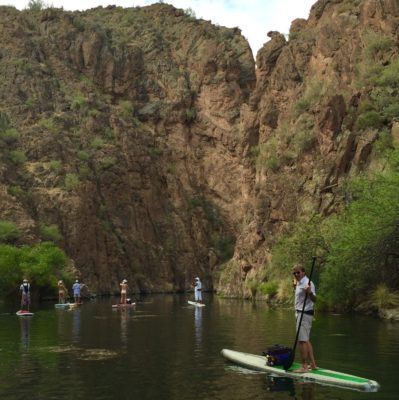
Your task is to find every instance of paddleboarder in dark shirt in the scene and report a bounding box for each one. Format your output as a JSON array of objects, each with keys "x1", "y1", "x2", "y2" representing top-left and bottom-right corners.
[{"x1": 20, "y1": 279, "x2": 30, "y2": 310}]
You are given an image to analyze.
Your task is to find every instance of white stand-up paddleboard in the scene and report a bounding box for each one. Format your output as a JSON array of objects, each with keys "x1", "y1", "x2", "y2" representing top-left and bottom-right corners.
[
  {"x1": 221, "y1": 349, "x2": 379, "y2": 392},
  {"x1": 187, "y1": 301, "x2": 205, "y2": 307},
  {"x1": 55, "y1": 303, "x2": 70, "y2": 309},
  {"x1": 16, "y1": 310, "x2": 34, "y2": 317},
  {"x1": 112, "y1": 303, "x2": 136, "y2": 309}
]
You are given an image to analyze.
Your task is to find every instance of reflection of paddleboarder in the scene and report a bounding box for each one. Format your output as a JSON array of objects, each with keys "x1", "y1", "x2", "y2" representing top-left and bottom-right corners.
[
  {"x1": 72, "y1": 308, "x2": 81, "y2": 343},
  {"x1": 20, "y1": 317, "x2": 31, "y2": 351},
  {"x1": 194, "y1": 305, "x2": 203, "y2": 344},
  {"x1": 20, "y1": 279, "x2": 31, "y2": 311},
  {"x1": 120, "y1": 308, "x2": 129, "y2": 346}
]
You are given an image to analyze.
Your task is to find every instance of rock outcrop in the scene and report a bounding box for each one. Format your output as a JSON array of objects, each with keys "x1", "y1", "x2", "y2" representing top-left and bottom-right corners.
[
  {"x1": 217, "y1": 0, "x2": 399, "y2": 297},
  {"x1": 0, "y1": 4, "x2": 255, "y2": 293}
]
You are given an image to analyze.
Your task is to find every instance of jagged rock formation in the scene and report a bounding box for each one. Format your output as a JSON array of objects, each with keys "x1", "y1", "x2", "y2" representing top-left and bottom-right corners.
[
  {"x1": 218, "y1": 0, "x2": 399, "y2": 297},
  {"x1": 0, "y1": 0, "x2": 398, "y2": 295}
]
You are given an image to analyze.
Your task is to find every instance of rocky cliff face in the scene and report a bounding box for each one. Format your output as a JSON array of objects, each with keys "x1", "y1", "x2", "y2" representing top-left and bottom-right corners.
[
  {"x1": 0, "y1": 4, "x2": 255, "y2": 293},
  {"x1": 218, "y1": 0, "x2": 399, "y2": 297},
  {"x1": 0, "y1": 1, "x2": 397, "y2": 295}
]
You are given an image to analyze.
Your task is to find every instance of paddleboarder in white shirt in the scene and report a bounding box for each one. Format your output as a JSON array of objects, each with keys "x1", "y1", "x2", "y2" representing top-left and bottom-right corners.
[
  {"x1": 194, "y1": 277, "x2": 203, "y2": 303},
  {"x1": 292, "y1": 264, "x2": 317, "y2": 373}
]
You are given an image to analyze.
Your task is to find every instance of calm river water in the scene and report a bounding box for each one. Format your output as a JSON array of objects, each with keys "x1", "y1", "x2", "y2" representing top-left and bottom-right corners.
[{"x1": 0, "y1": 294, "x2": 397, "y2": 400}]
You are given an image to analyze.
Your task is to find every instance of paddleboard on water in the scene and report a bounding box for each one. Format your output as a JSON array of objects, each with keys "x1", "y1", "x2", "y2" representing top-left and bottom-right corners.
[
  {"x1": 55, "y1": 303, "x2": 70, "y2": 309},
  {"x1": 16, "y1": 310, "x2": 34, "y2": 317},
  {"x1": 187, "y1": 301, "x2": 205, "y2": 307},
  {"x1": 112, "y1": 303, "x2": 136, "y2": 309},
  {"x1": 221, "y1": 349, "x2": 380, "y2": 392}
]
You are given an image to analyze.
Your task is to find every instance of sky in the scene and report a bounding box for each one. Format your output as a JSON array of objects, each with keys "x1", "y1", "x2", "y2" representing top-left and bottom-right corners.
[{"x1": 0, "y1": 0, "x2": 316, "y2": 55}]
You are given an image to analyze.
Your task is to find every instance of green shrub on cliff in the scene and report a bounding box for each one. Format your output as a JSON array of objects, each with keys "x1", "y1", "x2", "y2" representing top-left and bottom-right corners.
[
  {"x1": 293, "y1": 79, "x2": 325, "y2": 117},
  {"x1": 39, "y1": 224, "x2": 62, "y2": 242},
  {"x1": 0, "y1": 128, "x2": 19, "y2": 144},
  {"x1": 363, "y1": 29, "x2": 394, "y2": 60},
  {"x1": 271, "y1": 214, "x2": 329, "y2": 275},
  {"x1": 252, "y1": 138, "x2": 280, "y2": 172},
  {"x1": 64, "y1": 173, "x2": 80, "y2": 191},
  {"x1": 27, "y1": 0, "x2": 47, "y2": 11},
  {"x1": 48, "y1": 160, "x2": 63, "y2": 172},
  {"x1": 355, "y1": 43, "x2": 399, "y2": 131},
  {"x1": 356, "y1": 110, "x2": 383, "y2": 130},
  {"x1": 211, "y1": 233, "x2": 235, "y2": 262},
  {"x1": 0, "y1": 112, "x2": 10, "y2": 131},
  {"x1": 9, "y1": 150, "x2": 27, "y2": 165},
  {"x1": 118, "y1": 100, "x2": 134, "y2": 120},
  {"x1": 0, "y1": 220, "x2": 22, "y2": 244}
]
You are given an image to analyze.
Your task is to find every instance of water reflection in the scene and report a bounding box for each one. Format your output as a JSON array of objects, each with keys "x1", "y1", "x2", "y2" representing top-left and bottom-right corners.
[
  {"x1": 20, "y1": 317, "x2": 31, "y2": 351},
  {"x1": 120, "y1": 309, "x2": 131, "y2": 348},
  {"x1": 72, "y1": 308, "x2": 81, "y2": 343},
  {"x1": 1, "y1": 296, "x2": 395, "y2": 400},
  {"x1": 264, "y1": 376, "x2": 315, "y2": 400},
  {"x1": 265, "y1": 376, "x2": 295, "y2": 395},
  {"x1": 297, "y1": 383, "x2": 315, "y2": 400},
  {"x1": 194, "y1": 306, "x2": 203, "y2": 345}
]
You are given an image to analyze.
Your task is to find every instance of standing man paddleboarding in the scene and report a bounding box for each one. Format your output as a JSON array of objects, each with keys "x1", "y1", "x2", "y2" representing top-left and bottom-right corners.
[
  {"x1": 72, "y1": 280, "x2": 81, "y2": 304},
  {"x1": 20, "y1": 279, "x2": 31, "y2": 311},
  {"x1": 292, "y1": 264, "x2": 317, "y2": 373},
  {"x1": 194, "y1": 277, "x2": 203, "y2": 304}
]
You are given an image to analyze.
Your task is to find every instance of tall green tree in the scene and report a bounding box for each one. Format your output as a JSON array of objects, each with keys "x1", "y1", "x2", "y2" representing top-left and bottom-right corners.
[
  {"x1": 0, "y1": 242, "x2": 71, "y2": 296},
  {"x1": 320, "y1": 150, "x2": 399, "y2": 309}
]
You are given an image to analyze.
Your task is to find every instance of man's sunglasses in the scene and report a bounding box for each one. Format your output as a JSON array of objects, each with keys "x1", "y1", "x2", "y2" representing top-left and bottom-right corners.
[{"x1": 292, "y1": 271, "x2": 301, "y2": 275}]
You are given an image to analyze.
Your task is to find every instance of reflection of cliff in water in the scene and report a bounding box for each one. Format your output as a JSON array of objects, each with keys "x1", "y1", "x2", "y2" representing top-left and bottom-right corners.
[{"x1": 20, "y1": 317, "x2": 31, "y2": 351}]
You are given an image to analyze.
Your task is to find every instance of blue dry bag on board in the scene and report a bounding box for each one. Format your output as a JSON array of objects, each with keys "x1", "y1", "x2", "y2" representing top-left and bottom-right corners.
[{"x1": 263, "y1": 344, "x2": 292, "y2": 366}]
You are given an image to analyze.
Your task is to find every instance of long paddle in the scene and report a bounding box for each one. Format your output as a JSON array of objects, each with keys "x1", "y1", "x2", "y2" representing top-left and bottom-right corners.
[{"x1": 283, "y1": 256, "x2": 316, "y2": 371}]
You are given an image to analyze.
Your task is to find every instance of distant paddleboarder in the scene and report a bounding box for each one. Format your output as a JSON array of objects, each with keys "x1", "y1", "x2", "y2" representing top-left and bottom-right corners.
[
  {"x1": 194, "y1": 277, "x2": 203, "y2": 303},
  {"x1": 120, "y1": 279, "x2": 128, "y2": 304},
  {"x1": 58, "y1": 280, "x2": 67, "y2": 304},
  {"x1": 20, "y1": 279, "x2": 31, "y2": 310},
  {"x1": 72, "y1": 279, "x2": 81, "y2": 304}
]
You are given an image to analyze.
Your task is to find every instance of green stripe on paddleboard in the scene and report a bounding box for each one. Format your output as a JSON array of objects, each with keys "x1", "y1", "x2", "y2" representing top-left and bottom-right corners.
[
  {"x1": 273, "y1": 363, "x2": 369, "y2": 383},
  {"x1": 307, "y1": 369, "x2": 369, "y2": 383}
]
